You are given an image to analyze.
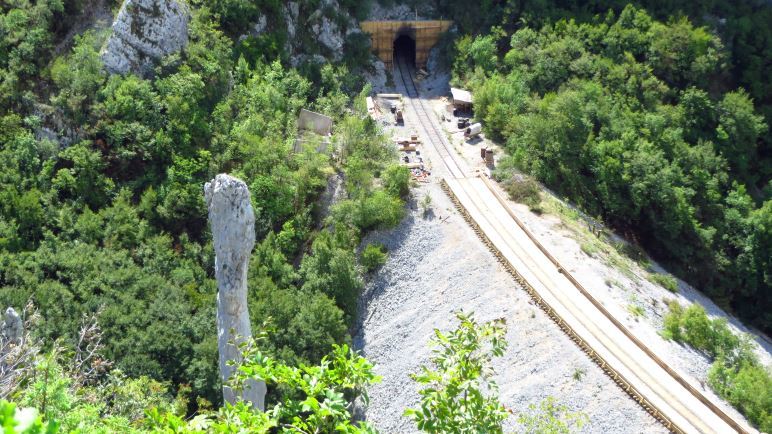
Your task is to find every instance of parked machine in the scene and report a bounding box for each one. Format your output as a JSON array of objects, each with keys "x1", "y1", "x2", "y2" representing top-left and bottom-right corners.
[
  {"x1": 395, "y1": 109, "x2": 404, "y2": 125},
  {"x1": 464, "y1": 123, "x2": 482, "y2": 138}
]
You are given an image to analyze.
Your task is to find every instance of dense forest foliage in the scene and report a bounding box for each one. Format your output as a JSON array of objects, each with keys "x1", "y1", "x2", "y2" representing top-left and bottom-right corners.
[
  {"x1": 449, "y1": 4, "x2": 771, "y2": 336},
  {"x1": 0, "y1": 0, "x2": 405, "y2": 410},
  {"x1": 1, "y1": 0, "x2": 770, "y2": 431},
  {"x1": 445, "y1": 3, "x2": 771, "y2": 428}
]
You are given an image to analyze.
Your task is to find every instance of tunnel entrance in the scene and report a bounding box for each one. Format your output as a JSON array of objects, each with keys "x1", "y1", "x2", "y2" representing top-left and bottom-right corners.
[
  {"x1": 360, "y1": 20, "x2": 453, "y2": 70},
  {"x1": 393, "y1": 33, "x2": 416, "y2": 67}
]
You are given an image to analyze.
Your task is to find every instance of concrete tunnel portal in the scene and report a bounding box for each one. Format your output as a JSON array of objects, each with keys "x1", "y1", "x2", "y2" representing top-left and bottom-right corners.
[{"x1": 360, "y1": 20, "x2": 453, "y2": 71}]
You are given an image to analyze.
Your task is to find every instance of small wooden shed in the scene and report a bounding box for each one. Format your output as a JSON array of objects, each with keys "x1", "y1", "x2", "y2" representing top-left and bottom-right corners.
[{"x1": 450, "y1": 88, "x2": 473, "y2": 111}]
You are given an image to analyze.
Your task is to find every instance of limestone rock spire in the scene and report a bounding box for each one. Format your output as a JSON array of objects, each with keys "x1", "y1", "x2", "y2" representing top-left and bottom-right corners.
[{"x1": 204, "y1": 174, "x2": 265, "y2": 410}]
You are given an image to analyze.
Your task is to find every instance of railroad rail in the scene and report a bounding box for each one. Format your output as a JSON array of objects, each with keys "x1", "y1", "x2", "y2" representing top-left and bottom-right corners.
[
  {"x1": 392, "y1": 54, "x2": 753, "y2": 434},
  {"x1": 394, "y1": 56, "x2": 466, "y2": 179}
]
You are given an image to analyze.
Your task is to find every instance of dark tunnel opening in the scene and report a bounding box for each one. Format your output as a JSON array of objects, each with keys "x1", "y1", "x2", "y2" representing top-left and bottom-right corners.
[{"x1": 394, "y1": 33, "x2": 416, "y2": 67}]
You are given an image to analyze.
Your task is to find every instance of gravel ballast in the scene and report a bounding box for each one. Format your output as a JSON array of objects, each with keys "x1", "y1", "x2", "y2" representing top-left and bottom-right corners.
[{"x1": 353, "y1": 180, "x2": 664, "y2": 433}]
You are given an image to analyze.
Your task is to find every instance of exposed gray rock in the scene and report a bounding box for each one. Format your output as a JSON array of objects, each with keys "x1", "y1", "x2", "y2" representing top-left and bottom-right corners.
[
  {"x1": 32, "y1": 103, "x2": 80, "y2": 148},
  {"x1": 283, "y1": 0, "x2": 349, "y2": 63},
  {"x1": 253, "y1": 15, "x2": 268, "y2": 34},
  {"x1": 101, "y1": 0, "x2": 190, "y2": 76},
  {"x1": 290, "y1": 53, "x2": 328, "y2": 68},
  {"x1": 284, "y1": 2, "x2": 299, "y2": 43},
  {"x1": 310, "y1": 0, "x2": 345, "y2": 60},
  {"x1": 367, "y1": 2, "x2": 434, "y2": 21},
  {"x1": 1, "y1": 308, "x2": 22, "y2": 345},
  {"x1": 204, "y1": 174, "x2": 265, "y2": 411},
  {"x1": 237, "y1": 15, "x2": 268, "y2": 43}
]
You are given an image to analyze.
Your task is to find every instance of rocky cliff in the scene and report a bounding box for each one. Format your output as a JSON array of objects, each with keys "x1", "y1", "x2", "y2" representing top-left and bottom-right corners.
[
  {"x1": 249, "y1": 0, "x2": 358, "y2": 66},
  {"x1": 101, "y1": 0, "x2": 190, "y2": 76}
]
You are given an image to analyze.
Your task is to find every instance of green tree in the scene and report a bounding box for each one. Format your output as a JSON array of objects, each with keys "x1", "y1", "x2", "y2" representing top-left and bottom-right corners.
[
  {"x1": 716, "y1": 90, "x2": 767, "y2": 184},
  {"x1": 300, "y1": 232, "x2": 363, "y2": 319},
  {"x1": 405, "y1": 311, "x2": 509, "y2": 433},
  {"x1": 147, "y1": 343, "x2": 380, "y2": 433},
  {"x1": 50, "y1": 31, "x2": 106, "y2": 125}
]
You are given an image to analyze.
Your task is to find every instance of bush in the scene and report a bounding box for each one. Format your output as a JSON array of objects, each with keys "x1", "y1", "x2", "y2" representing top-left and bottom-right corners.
[
  {"x1": 359, "y1": 190, "x2": 405, "y2": 230},
  {"x1": 662, "y1": 302, "x2": 771, "y2": 430},
  {"x1": 648, "y1": 273, "x2": 679, "y2": 293},
  {"x1": 248, "y1": 287, "x2": 347, "y2": 365},
  {"x1": 661, "y1": 300, "x2": 684, "y2": 341},
  {"x1": 300, "y1": 232, "x2": 363, "y2": 319},
  {"x1": 332, "y1": 191, "x2": 405, "y2": 237},
  {"x1": 662, "y1": 303, "x2": 740, "y2": 358},
  {"x1": 383, "y1": 164, "x2": 411, "y2": 199},
  {"x1": 361, "y1": 243, "x2": 387, "y2": 272},
  {"x1": 708, "y1": 360, "x2": 772, "y2": 432},
  {"x1": 503, "y1": 175, "x2": 541, "y2": 211}
]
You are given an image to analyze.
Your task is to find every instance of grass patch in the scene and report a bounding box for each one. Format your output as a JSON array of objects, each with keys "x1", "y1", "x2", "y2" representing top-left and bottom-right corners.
[
  {"x1": 607, "y1": 252, "x2": 635, "y2": 280},
  {"x1": 612, "y1": 240, "x2": 650, "y2": 268},
  {"x1": 627, "y1": 304, "x2": 645, "y2": 318},
  {"x1": 572, "y1": 368, "x2": 585, "y2": 381},
  {"x1": 648, "y1": 273, "x2": 678, "y2": 293},
  {"x1": 580, "y1": 241, "x2": 600, "y2": 257}
]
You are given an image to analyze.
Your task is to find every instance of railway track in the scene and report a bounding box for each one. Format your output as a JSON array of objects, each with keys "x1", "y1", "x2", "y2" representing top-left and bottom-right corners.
[
  {"x1": 392, "y1": 55, "x2": 753, "y2": 434},
  {"x1": 394, "y1": 56, "x2": 466, "y2": 179}
]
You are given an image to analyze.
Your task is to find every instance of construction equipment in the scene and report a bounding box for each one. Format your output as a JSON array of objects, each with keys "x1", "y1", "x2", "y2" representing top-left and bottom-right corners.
[
  {"x1": 485, "y1": 148, "x2": 494, "y2": 166},
  {"x1": 465, "y1": 123, "x2": 482, "y2": 138}
]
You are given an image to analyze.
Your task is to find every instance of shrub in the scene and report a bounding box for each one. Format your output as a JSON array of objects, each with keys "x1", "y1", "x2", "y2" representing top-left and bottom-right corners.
[
  {"x1": 503, "y1": 175, "x2": 541, "y2": 211},
  {"x1": 661, "y1": 300, "x2": 684, "y2": 341},
  {"x1": 383, "y1": 164, "x2": 411, "y2": 199},
  {"x1": 331, "y1": 189, "x2": 405, "y2": 237},
  {"x1": 662, "y1": 302, "x2": 771, "y2": 430},
  {"x1": 405, "y1": 312, "x2": 509, "y2": 432},
  {"x1": 518, "y1": 396, "x2": 589, "y2": 434},
  {"x1": 648, "y1": 273, "x2": 679, "y2": 293},
  {"x1": 361, "y1": 243, "x2": 387, "y2": 272},
  {"x1": 628, "y1": 304, "x2": 645, "y2": 318},
  {"x1": 420, "y1": 193, "x2": 433, "y2": 217},
  {"x1": 708, "y1": 360, "x2": 772, "y2": 432},
  {"x1": 358, "y1": 190, "x2": 405, "y2": 231},
  {"x1": 300, "y1": 232, "x2": 364, "y2": 319},
  {"x1": 662, "y1": 303, "x2": 740, "y2": 358}
]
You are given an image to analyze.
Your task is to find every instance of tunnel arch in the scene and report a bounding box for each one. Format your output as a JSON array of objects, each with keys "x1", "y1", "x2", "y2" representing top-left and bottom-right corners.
[
  {"x1": 393, "y1": 32, "x2": 416, "y2": 67},
  {"x1": 360, "y1": 20, "x2": 453, "y2": 70}
]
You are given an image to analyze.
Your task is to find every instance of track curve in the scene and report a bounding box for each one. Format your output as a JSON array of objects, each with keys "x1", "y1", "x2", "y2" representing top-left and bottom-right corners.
[{"x1": 391, "y1": 54, "x2": 754, "y2": 434}]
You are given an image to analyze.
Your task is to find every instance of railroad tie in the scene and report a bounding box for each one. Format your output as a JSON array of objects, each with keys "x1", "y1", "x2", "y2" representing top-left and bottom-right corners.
[{"x1": 439, "y1": 179, "x2": 684, "y2": 434}]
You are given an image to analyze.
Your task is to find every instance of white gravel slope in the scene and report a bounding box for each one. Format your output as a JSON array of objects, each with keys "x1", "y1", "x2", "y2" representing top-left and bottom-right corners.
[{"x1": 353, "y1": 181, "x2": 664, "y2": 433}]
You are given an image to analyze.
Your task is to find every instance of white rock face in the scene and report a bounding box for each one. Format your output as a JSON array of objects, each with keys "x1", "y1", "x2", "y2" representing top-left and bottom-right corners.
[
  {"x1": 204, "y1": 174, "x2": 265, "y2": 410},
  {"x1": 102, "y1": 0, "x2": 190, "y2": 76},
  {"x1": 284, "y1": 2, "x2": 299, "y2": 43},
  {"x1": 1, "y1": 308, "x2": 22, "y2": 344},
  {"x1": 253, "y1": 15, "x2": 268, "y2": 34},
  {"x1": 284, "y1": 0, "x2": 348, "y2": 64},
  {"x1": 312, "y1": 4, "x2": 344, "y2": 60},
  {"x1": 367, "y1": 2, "x2": 433, "y2": 20}
]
